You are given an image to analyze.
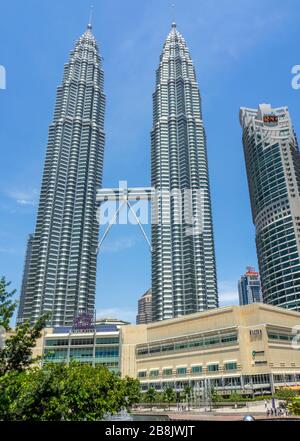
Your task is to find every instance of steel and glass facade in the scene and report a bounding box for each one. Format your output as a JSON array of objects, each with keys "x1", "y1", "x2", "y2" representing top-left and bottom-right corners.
[
  {"x1": 43, "y1": 324, "x2": 120, "y2": 374},
  {"x1": 240, "y1": 104, "x2": 300, "y2": 311},
  {"x1": 151, "y1": 23, "x2": 218, "y2": 321},
  {"x1": 17, "y1": 23, "x2": 106, "y2": 326}
]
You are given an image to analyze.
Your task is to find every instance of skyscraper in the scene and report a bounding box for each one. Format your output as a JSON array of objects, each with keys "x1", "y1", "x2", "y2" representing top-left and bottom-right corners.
[
  {"x1": 238, "y1": 267, "x2": 263, "y2": 306},
  {"x1": 136, "y1": 289, "x2": 152, "y2": 324},
  {"x1": 240, "y1": 104, "x2": 300, "y2": 311},
  {"x1": 151, "y1": 23, "x2": 218, "y2": 321},
  {"x1": 17, "y1": 21, "x2": 106, "y2": 326}
]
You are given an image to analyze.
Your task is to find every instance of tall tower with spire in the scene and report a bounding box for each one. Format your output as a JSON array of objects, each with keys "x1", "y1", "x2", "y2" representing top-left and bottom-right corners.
[
  {"x1": 151, "y1": 23, "x2": 218, "y2": 321},
  {"x1": 17, "y1": 20, "x2": 105, "y2": 326}
]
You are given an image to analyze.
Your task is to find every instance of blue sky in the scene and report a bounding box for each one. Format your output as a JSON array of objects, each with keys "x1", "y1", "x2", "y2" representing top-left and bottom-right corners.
[{"x1": 0, "y1": 0, "x2": 300, "y2": 324}]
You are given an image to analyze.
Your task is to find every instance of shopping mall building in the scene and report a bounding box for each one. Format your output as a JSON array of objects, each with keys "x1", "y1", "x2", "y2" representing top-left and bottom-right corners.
[{"x1": 33, "y1": 304, "x2": 300, "y2": 397}]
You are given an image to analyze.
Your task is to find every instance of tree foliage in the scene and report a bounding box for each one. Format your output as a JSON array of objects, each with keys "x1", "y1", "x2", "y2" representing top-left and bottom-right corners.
[
  {"x1": 275, "y1": 388, "x2": 297, "y2": 401},
  {"x1": 288, "y1": 397, "x2": 300, "y2": 416},
  {"x1": 0, "y1": 277, "x2": 17, "y2": 331},
  {"x1": 183, "y1": 385, "x2": 193, "y2": 400},
  {"x1": 0, "y1": 362, "x2": 140, "y2": 421},
  {"x1": 144, "y1": 387, "x2": 157, "y2": 410},
  {"x1": 122, "y1": 375, "x2": 141, "y2": 404},
  {"x1": 0, "y1": 314, "x2": 49, "y2": 375},
  {"x1": 163, "y1": 387, "x2": 176, "y2": 409}
]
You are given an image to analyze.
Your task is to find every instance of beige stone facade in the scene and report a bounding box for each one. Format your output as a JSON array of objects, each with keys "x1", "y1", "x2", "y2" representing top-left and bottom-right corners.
[{"x1": 120, "y1": 304, "x2": 300, "y2": 395}]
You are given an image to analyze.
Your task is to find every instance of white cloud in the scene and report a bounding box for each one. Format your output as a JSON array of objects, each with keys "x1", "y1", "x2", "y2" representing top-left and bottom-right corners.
[
  {"x1": 219, "y1": 291, "x2": 239, "y2": 307},
  {"x1": 96, "y1": 307, "x2": 136, "y2": 324},
  {"x1": 6, "y1": 189, "x2": 38, "y2": 206},
  {"x1": 218, "y1": 280, "x2": 239, "y2": 307}
]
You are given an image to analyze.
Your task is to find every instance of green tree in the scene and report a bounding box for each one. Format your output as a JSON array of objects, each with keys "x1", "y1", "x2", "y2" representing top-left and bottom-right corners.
[
  {"x1": 163, "y1": 387, "x2": 176, "y2": 410},
  {"x1": 183, "y1": 385, "x2": 193, "y2": 411},
  {"x1": 0, "y1": 314, "x2": 49, "y2": 375},
  {"x1": 275, "y1": 388, "x2": 297, "y2": 402},
  {"x1": 144, "y1": 387, "x2": 157, "y2": 410},
  {"x1": 212, "y1": 390, "x2": 223, "y2": 403},
  {"x1": 229, "y1": 392, "x2": 241, "y2": 402},
  {"x1": 288, "y1": 397, "x2": 300, "y2": 416},
  {"x1": 123, "y1": 376, "x2": 141, "y2": 406},
  {"x1": 0, "y1": 277, "x2": 17, "y2": 331},
  {"x1": 0, "y1": 362, "x2": 140, "y2": 421}
]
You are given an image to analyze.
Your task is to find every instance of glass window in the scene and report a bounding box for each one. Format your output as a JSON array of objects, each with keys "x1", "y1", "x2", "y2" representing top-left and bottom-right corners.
[
  {"x1": 45, "y1": 339, "x2": 69, "y2": 347},
  {"x1": 224, "y1": 362, "x2": 237, "y2": 371},
  {"x1": 176, "y1": 367, "x2": 187, "y2": 375},
  {"x1": 207, "y1": 364, "x2": 219, "y2": 372},
  {"x1": 96, "y1": 337, "x2": 119, "y2": 345},
  {"x1": 95, "y1": 348, "x2": 119, "y2": 358},
  {"x1": 71, "y1": 338, "x2": 94, "y2": 346},
  {"x1": 191, "y1": 366, "x2": 202, "y2": 374}
]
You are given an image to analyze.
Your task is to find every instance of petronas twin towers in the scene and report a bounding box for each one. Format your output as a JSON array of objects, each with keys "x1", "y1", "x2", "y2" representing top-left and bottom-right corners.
[{"x1": 18, "y1": 21, "x2": 218, "y2": 326}]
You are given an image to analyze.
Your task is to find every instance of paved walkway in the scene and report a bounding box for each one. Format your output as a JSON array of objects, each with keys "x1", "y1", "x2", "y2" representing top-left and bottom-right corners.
[
  {"x1": 168, "y1": 413, "x2": 298, "y2": 421},
  {"x1": 133, "y1": 401, "x2": 300, "y2": 421}
]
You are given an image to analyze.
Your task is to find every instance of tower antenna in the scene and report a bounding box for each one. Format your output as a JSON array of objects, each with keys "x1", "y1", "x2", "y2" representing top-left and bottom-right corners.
[
  {"x1": 87, "y1": 5, "x2": 94, "y2": 29},
  {"x1": 171, "y1": 2, "x2": 176, "y2": 25}
]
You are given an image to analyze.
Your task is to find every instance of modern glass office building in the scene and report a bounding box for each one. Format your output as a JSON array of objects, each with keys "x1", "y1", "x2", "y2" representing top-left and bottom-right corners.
[
  {"x1": 238, "y1": 267, "x2": 263, "y2": 306},
  {"x1": 240, "y1": 104, "x2": 300, "y2": 311},
  {"x1": 151, "y1": 24, "x2": 218, "y2": 321},
  {"x1": 17, "y1": 22, "x2": 106, "y2": 326}
]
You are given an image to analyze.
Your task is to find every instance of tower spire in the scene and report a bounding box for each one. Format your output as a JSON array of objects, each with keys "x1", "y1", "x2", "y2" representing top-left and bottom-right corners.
[
  {"x1": 87, "y1": 5, "x2": 94, "y2": 30},
  {"x1": 171, "y1": 2, "x2": 176, "y2": 28}
]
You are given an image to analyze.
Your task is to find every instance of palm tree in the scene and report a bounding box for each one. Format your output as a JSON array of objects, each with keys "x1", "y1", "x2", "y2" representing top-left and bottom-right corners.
[{"x1": 163, "y1": 387, "x2": 176, "y2": 410}]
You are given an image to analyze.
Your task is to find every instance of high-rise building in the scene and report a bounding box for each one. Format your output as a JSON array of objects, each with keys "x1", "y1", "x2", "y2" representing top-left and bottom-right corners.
[
  {"x1": 238, "y1": 266, "x2": 263, "y2": 306},
  {"x1": 240, "y1": 104, "x2": 300, "y2": 311},
  {"x1": 151, "y1": 23, "x2": 218, "y2": 321},
  {"x1": 17, "y1": 21, "x2": 106, "y2": 326},
  {"x1": 136, "y1": 289, "x2": 152, "y2": 324}
]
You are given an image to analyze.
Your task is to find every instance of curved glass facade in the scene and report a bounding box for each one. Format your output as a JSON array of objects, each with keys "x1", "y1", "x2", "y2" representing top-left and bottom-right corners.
[{"x1": 240, "y1": 104, "x2": 300, "y2": 311}]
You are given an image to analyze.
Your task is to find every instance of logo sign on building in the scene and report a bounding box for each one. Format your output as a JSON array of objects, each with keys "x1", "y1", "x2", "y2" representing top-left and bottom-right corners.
[
  {"x1": 263, "y1": 114, "x2": 278, "y2": 124},
  {"x1": 250, "y1": 329, "x2": 262, "y2": 336},
  {"x1": 250, "y1": 329, "x2": 262, "y2": 341},
  {"x1": 72, "y1": 312, "x2": 94, "y2": 332}
]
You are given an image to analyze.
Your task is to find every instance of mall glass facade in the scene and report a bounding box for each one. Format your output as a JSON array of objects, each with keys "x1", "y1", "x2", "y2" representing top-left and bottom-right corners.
[{"x1": 43, "y1": 327, "x2": 120, "y2": 374}]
